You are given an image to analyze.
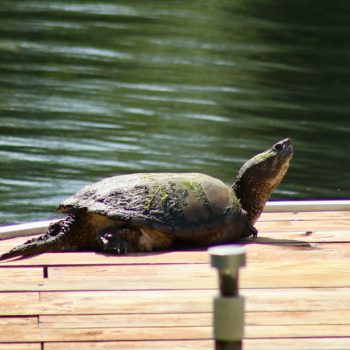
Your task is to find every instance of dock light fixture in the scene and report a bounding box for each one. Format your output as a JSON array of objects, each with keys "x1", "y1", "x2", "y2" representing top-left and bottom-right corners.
[{"x1": 209, "y1": 245, "x2": 246, "y2": 350}]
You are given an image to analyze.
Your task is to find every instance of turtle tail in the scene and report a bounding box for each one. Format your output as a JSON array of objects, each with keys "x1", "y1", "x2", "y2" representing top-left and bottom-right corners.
[{"x1": 0, "y1": 214, "x2": 80, "y2": 261}]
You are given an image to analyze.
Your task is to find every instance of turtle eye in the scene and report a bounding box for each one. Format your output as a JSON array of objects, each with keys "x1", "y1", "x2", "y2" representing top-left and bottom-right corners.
[{"x1": 273, "y1": 142, "x2": 283, "y2": 151}]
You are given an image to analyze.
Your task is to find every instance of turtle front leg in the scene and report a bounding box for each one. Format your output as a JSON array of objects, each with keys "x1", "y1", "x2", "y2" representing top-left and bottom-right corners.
[
  {"x1": 95, "y1": 227, "x2": 141, "y2": 255},
  {"x1": 242, "y1": 223, "x2": 258, "y2": 240},
  {"x1": 95, "y1": 226, "x2": 175, "y2": 255},
  {"x1": 250, "y1": 226, "x2": 258, "y2": 240}
]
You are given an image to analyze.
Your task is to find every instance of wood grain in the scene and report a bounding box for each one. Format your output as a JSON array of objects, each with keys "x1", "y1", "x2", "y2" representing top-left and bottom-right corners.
[
  {"x1": 2, "y1": 324, "x2": 350, "y2": 342},
  {"x1": 46, "y1": 340, "x2": 213, "y2": 350},
  {"x1": 2, "y1": 288, "x2": 350, "y2": 316},
  {"x1": 1, "y1": 258, "x2": 350, "y2": 290},
  {"x1": 45, "y1": 339, "x2": 350, "y2": 350},
  {"x1": 0, "y1": 345, "x2": 40, "y2": 350},
  {"x1": 38, "y1": 309, "x2": 350, "y2": 328}
]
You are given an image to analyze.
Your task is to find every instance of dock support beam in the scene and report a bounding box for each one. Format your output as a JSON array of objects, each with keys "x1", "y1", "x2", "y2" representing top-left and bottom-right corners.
[{"x1": 209, "y1": 245, "x2": 246, "y2": 350}]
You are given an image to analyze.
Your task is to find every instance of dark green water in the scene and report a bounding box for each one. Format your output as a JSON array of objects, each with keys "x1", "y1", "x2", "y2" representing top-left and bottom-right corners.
[{"x1": 0, "y1": 0, "x2": 349, "y2": 225}]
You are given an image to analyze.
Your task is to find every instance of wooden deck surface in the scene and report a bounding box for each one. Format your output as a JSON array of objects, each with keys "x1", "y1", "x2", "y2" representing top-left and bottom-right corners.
[{"x1": 1, "y1": 209, "x2": 350, "y2": 349}]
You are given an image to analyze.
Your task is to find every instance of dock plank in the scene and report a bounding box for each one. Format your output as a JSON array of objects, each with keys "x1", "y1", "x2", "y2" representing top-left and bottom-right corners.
[
  {"x1": 0, "y1": 292, "x2": 39, "y2": 315},
  {"x1": 45, "y1": 339, "x2": 350, "y2": 350},
  {"x1": 3, "y1": 324, "x2": 350, "y2": 342},
  {"x1": 2, "y1": 288, "x2": 350, "y2": 316},
  {"x1": 46, "y1": 259, "x2": 350, "y2": 289},
  {"x1": 46, "y1": 341, "x2": 213, "y2": 350},
  {"x1": 38, "y1": 309, "x2": 350, "y2": 328},
  {"x1": 259, "y1": 210, "x2": 350, "y2": 221},
  {"x1": 257, "y1": 219, "x2": 350, "y2": 232},
  {"x1": 1, "y1": 258, "x2": 350, "y2": 290},
  {"x1": 245, "y1": 338, "x2": 350, "y2": 350},
  {"x1": 256, "y1": 230, "x2": 350, "y2": 243},
  {"x1": 0, "y1": 267, "x2": 43, "y2": 282},
  {"x1": 0, "y1": 317, "x2": 38, "y2": 326},
  {"x1": 0, "y1": 325, "x2": 210, "y2": 342},
  {"x1": 0, "y1": 345, "x2": 41, "y2": 350},
  {"x1": 39, "y1": 313, "x2": 212, "y2": 328}
]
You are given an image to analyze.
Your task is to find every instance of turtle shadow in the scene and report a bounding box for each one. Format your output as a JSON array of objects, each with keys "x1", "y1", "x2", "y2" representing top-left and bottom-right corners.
[
  {"x1": 241, "y1": 236, "x2": 318, "y2": 249},
  {"x1": 121, "y1": 236, "x2": 319, "y2": 257},
  {"x1": 166, "y1": 236, "x2": 318, "y2": 252},
  {"x1": 0, "y1": 236, "x2": 317, "y2": 262}
]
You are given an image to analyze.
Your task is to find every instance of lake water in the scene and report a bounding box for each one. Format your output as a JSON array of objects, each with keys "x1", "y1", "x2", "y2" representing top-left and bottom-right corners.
[{"x1": 0, "y1": 0, "x2": 349, "y2": 225}]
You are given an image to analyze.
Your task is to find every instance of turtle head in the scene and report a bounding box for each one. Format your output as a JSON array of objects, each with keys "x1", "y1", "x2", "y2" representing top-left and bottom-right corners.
[{"x1": 233, "y1": 138, "x2": 293, "y2": 224}]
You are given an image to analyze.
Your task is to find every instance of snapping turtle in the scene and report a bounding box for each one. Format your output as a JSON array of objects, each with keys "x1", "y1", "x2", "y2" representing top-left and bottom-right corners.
[{"x1": 0, "y1": 138, "x2": 293, "y2": 260}]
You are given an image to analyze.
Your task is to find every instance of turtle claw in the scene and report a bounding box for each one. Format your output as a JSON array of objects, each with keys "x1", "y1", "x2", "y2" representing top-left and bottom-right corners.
[
  {"x1": 107, "y1": 237, "x2": 128, "y2": 256},
  {"x1": 116, "y1": 240, "x2": 128, "y2": 255},
  {"x1": 244, "y1": 225, "x2": 258, "y2": 240},
  {"x1": 114, "y1": 240, "x2": 128, "y2": 256}
]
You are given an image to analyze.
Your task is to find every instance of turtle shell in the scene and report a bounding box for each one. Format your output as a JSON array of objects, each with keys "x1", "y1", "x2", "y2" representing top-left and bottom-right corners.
[{"x1": 58, "y1": 173, "x2": 247, "y2": 239}]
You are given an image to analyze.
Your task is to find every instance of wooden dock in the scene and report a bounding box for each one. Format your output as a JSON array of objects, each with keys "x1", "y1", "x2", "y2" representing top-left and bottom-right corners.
[{"x1": 1, "y1": 207, "x2": 350, "y2": 349}]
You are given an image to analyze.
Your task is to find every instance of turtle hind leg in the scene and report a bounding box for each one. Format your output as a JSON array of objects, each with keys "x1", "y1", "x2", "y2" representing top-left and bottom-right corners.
[{"x1": 95, "y1": 226, "x2": 175, "y2": 255}]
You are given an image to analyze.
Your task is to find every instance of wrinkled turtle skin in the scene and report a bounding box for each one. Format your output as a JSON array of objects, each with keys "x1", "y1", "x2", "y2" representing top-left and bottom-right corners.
[{"x1": 0, "y1": 138, "x2": 293, "y2": 260}]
